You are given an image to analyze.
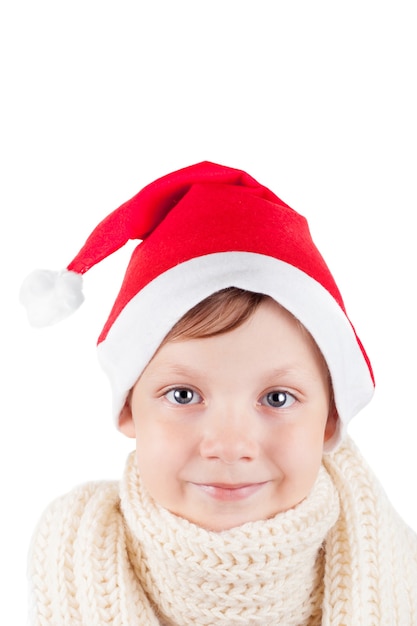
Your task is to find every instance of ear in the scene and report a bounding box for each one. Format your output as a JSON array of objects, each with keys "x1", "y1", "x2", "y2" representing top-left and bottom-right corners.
[
  {"x1": 324, "y1": 403, "x2": 338, "y2": 443},
  {"x1": 118, "y1": 401, "x2": 137, "y2": 439}
]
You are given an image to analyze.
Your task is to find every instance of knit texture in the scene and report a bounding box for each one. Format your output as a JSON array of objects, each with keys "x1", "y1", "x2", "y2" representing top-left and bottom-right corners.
[
  {"x1": 28, "y1": 437, "x2": 417, "y2": 625},
  {"x1": 121, "y1": 458, "x2": 338, "y2": 625}
]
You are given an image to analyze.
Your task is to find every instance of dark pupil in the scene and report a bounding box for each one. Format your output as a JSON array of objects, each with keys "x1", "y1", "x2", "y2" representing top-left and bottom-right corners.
[
  {"x1": 268, "y1": 391, "x2": 286, "y2": 407},
  {"x1": 174, "y1": 389, "x2": 193, "y2": 404}
]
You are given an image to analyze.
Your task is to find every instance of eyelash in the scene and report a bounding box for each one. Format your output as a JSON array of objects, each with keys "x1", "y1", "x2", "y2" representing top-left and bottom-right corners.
[
  {"x1": 260, "y1": 391, "x2": 296, "y2": 409},
  {"x1": 163, "y1": 387, "x2": 296, "y2": 408},
  {"x1": 164, "y1": 387, "x2": 202, "y2": 405}
]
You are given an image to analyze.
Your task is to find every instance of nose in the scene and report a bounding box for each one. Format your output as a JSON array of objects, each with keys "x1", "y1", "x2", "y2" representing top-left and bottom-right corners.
[{"x1": 199, "y1": 408, "x2": 259, "y2": 463}]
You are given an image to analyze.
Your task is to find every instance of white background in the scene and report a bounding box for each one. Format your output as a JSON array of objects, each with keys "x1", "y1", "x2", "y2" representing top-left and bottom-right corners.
[{"x1": 1, "y1": 1, "x2": 416, "y2": 622}]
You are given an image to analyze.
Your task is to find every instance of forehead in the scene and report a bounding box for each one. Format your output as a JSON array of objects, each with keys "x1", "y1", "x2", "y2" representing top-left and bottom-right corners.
[{"x1": 146, "y1": 299, "x2": 329, "y2": 382}]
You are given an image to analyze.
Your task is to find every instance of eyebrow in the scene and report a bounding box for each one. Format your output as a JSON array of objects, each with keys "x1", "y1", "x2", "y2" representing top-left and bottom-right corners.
[
  {"x1": 146, "y1": 362, "x2": 206, "y2": 381},
  {"x1": 147, "y1": 362, "x2": 317, "y2": 384},
  {"x1": 268, "y1": 366, "x2": 321, "y2": 378}
]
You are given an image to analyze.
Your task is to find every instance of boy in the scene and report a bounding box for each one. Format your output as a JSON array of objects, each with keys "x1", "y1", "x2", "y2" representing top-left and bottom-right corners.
[{"x1": 21, "y1": 162, "x2": 417, "y2": 625}]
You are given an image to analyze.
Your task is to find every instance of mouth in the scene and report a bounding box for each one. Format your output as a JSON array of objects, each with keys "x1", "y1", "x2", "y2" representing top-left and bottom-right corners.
[{"x1": 191, "y1": 482, "x2": 268, "y2": 501}]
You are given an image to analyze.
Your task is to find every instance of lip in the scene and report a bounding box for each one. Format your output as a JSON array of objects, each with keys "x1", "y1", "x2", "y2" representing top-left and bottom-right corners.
[{"x1": 191, "y1": 482, "x2": 268, "y2": 501}]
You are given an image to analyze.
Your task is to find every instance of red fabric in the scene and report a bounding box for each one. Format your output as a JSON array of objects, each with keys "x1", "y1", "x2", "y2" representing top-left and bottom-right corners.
[
  {"x1": 67, "y1": 161, "x2": 283, "y2": 274},
  {"x1": 97, "y1": 181, "x2": 344, "y2": 342},
  {"x1": 65, "y1": 160, "x2": 373, "y2": 384}
]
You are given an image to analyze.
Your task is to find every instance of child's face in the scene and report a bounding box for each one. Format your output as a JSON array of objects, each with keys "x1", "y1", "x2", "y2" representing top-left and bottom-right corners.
[{"x1": 120, "y1": 299, "x2": 337, "y2": 531}]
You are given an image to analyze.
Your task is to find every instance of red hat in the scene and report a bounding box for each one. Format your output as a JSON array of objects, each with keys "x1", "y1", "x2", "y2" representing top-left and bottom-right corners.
[{"x1": 20, "y1": 161, "x2": 374, "y2": 449}]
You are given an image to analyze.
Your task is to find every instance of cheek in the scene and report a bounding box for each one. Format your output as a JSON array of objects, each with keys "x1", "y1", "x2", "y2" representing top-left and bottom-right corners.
[
  {"x1": 133, "y1": 422, "x2": 193, "y2": 511},
  {"x1": 134, "y1": 431, "x2": 175, "y2": 503},
  {"x1": 269, "y1": 420, "x2": 326, "y2": 474},
  {"x1": 134, "y1": 419, "x2": 192, "y2": 474}
]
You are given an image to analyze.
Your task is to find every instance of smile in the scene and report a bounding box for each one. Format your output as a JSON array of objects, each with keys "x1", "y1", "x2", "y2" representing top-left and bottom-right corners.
[{"x1": 192, "y1": 482, "x2": 268, "y2": 501}]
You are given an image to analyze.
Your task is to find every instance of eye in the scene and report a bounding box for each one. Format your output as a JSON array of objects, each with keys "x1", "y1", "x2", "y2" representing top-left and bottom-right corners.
[
  {"x1": 261, "y1": 391, "x2": 296, "y2": 409},
  {"x1": 165, "y1": 387, "x2": 202, "y2": 405}
]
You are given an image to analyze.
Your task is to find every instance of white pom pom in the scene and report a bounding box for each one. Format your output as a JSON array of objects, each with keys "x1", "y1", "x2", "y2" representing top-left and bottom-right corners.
[{"x1": 19, "y1": 269, "x2": 84, "y2": 327}]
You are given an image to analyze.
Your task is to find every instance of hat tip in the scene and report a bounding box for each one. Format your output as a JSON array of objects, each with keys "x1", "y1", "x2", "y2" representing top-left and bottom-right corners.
[{"x1": 19, "y1": 269, "x2": 84, "y2": 328}]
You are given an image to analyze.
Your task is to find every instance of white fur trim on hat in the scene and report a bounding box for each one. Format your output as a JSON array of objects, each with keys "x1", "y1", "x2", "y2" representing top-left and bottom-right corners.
[{"x1": 97, "y1": 251, "x2": 374, "y2": 451}]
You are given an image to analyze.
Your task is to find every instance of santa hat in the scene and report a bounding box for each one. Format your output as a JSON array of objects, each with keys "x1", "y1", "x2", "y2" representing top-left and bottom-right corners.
[{"x1": 20, "y1": 161, "x2": 374, "y2": 449}]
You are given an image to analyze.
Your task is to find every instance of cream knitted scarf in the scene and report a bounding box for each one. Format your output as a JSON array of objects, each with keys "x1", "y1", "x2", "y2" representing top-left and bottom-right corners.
[{"x1": 29, "y1": 437, "x2": 417, "y2": 625}]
